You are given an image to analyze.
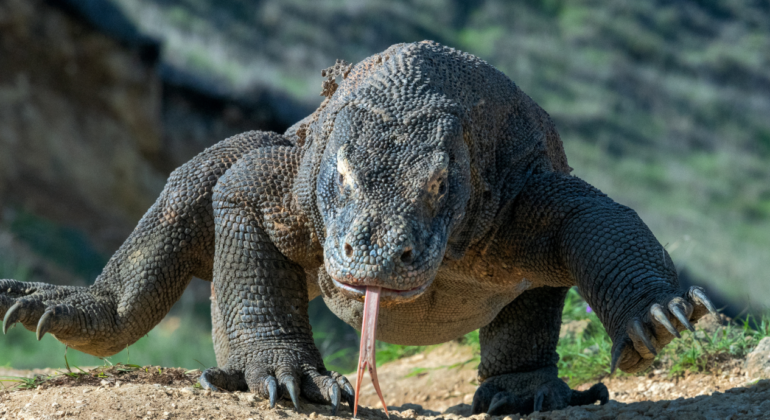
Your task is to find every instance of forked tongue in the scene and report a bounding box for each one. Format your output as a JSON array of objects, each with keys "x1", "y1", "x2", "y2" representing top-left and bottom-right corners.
[{"x1": 354, "y1": 286, "x2": 389, "y2": 418}]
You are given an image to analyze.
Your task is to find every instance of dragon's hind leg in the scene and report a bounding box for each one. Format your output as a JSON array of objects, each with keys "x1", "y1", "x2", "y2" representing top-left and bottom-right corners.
[{"x1": 472, "y1": 286, "x2": 608, "y2": 415}]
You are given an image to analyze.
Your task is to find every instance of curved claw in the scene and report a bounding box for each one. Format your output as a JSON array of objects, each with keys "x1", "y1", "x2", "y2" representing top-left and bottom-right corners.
[
  {"x1": 36, "y1": 310, "x2": 54, "y2": 341},
  {"x1": 267, "y1": 377, "x2": 278, "y2": 408},
  {"x1": 329, "y1": 383, "x2": 341, "y2": 416},
  {"x1": 609, "y1": 340, "x2": 625, "y2": 375},
  {"x1": 631, "y1": 318, "x2": 657, "y2": 356},
  {"x1": 343, "y1": 383, "x2": 355, "y2": 408},
  {"x1": 198, "y1": 371, "x2": 220, "y2": 392},
  {"x1": 471, "y1": 390, "x2": 487, "y2": 414},
  {"x1": 570, "y1": 383, "x2": 609, "y2": 406},
  {"x1": 650, "y1": 304, "x2": 680, "y2": 338},
  {"x1": 487, "y1": 392, "x2": 518, "y2": 416},
  {"x1": 285, "y1": 380, "x2": 300, "y2": 410},
  {"x1": 533, "y1": 387, "x2": 547, "y2": 412},
  {"x1": 689, "y1": 287, "x2": 718, "y2": 317},
  {"x1": 3, "y1": 301, "x2": 22, "y2": 334},
  {"x1": 669, "y1": 303, "x2": 695, "y2": 332}
]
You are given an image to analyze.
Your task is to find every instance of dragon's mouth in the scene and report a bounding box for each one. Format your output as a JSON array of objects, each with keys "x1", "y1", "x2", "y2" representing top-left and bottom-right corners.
[{"x1": 331, "y1": 277, "x2": 430, "y2": 301}]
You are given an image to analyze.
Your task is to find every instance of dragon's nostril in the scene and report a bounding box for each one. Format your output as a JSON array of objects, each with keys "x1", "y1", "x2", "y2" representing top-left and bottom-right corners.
[
  {"x1": 344, "y1": 243, "x2": 354, "y2": 258},
  {"x1": 400, "y1": 248, "x2": 413, "y2": 264}
]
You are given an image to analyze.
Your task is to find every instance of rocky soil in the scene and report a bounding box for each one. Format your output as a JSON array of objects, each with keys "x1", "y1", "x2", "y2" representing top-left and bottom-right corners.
[{"x1": 2, "y1": 340, "x2": 769, "y2": 420}]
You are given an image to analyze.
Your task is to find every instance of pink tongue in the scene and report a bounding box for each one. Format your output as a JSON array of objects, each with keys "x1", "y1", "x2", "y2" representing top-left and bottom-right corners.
[{"x1": 354, "y1": 286, "x2": 389, "y2": 418}]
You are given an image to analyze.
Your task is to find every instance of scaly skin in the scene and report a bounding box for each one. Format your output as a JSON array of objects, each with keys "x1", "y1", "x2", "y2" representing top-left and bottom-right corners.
[{"x1": 1, "y1": 41, "x2": 717, "y2": 416}]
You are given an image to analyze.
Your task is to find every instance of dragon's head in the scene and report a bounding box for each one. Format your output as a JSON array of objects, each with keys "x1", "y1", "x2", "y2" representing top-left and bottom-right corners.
[{"x1": 318, "y1": 98, "x2": 470, "y2": 304}]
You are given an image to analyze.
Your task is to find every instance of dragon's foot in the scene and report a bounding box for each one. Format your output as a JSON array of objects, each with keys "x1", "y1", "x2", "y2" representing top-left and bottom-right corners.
[
  {"x1": 1, "y1": 279, "x2": 119, "y2": 355},
  {"x1": 200, "y1": 348, "x2": 355, "y2": 415},
  {"x1": 612, "y1": 286, "x2": 718, "y2": 374},
  {"x1": 471, "y1": 367, "x2": 608, "y2": 415}
]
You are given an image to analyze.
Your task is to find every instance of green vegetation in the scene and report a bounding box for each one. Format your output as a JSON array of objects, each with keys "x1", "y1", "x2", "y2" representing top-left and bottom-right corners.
[
  {"x1": 0, "y1": 255, "x2": 218, "y2": 371},
  {"x1": 557, "y1": 288, "x2": 770, "y2": 386},
  {"x1": 0, "y1": 312, "x2": 218, "y2": 371},
  {"x1": 0, "y1": 374, "x2": 47, "y2": 391},
  {"x1": 5, "y1": 209, "x2": 106, "y2": 282}
]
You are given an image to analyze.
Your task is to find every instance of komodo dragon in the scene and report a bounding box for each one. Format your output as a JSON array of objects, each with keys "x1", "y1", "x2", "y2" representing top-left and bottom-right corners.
[{"x1": 0, "y1": 41, "x2": 718, "y2": 416}]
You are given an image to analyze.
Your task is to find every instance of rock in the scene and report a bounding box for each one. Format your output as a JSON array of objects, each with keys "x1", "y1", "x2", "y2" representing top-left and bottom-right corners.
[
  {"x1": 397, "y1": 403, "x2": 438, "y2": 415},
  {"x1": 582, "y1": 344, "x2": 600, "y2": 356},
  {"x1": 745, "y1": 337, "x2": 770, "y2": 379},
  {"x1": 400, "y1": 403, "x2": 424, "y2": 412},
  {"x1": 443, "y1": 404, "x2": 472, "y2": 417},
  {"x1": 560, "y1": 320, "x2": 590, "y2": 339},
  {"x1": 695, "y1": 313, "x2": 727, "y2": 334}
]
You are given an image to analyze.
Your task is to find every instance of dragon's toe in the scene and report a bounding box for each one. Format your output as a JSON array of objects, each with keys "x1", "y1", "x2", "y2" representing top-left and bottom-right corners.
[
  {"x1": 246, "y1": 362, "x2": 353, "y2": 414},
  {"x1": 612, "y1": 286, "x2": 719, "y2": 374},
  {"x1": 472, "y1": 367, "x2": 608, "y2": 415},
  {"x1": 1, "y1": 279, "x2": 128, "y2": 356},
  {"x1": 202, "y1": 349, "x2": 354, "y2": 415}
]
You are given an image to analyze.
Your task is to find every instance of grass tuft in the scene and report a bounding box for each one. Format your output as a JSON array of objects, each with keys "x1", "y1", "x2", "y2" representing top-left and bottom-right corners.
[{"x1": 557, "y1": 287, "x2": 770, "y2": 386}]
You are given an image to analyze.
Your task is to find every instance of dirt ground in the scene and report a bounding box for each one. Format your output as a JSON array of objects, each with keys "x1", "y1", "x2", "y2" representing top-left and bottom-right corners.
[{"x1": 1, "y1": 341, "x2": 769, "y2": 420}]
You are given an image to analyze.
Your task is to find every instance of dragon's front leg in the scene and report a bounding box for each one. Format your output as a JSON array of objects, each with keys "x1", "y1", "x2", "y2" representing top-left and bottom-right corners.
[
  {"x1": 473, "y1": 170, "x2": 718, "y2": 415},
  {"x1": 197, "y1": 147, "x2": 354, "y2": 415},
  {"x1": 1, "y1": 133, "x2": 272, "y2": 356}
]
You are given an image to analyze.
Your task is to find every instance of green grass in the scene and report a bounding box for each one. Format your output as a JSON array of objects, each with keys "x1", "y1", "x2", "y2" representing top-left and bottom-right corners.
[
  {"x1": 557, "y1": 288, "x2": 770, "y2": 387},
  {"x1": 0, "y1": 374, "x2": 48, "y2": 391},
  {"x1": 374, "y1": 341, "x2": 428, "y2": 367},
  {"x1": 0, "y1": 315, "x2": 218, "y2": 371},
  {"x1": 557, "y1": 288, "x2": 615, "y2": 385}
]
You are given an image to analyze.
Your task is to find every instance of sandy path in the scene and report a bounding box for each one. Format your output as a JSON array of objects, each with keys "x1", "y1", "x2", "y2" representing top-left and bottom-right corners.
[{"x1": 1, "y1": 343, "x2": 768, "y2": 419}]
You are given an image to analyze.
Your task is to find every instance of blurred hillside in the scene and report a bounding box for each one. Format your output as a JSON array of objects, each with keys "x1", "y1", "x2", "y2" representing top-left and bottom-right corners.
[
  {"x1": 0, "y1": 0, "x2": 769, "y2": 369},
  {"x1": 111, "y1": 0, "x2": 770, "y2": 306}
]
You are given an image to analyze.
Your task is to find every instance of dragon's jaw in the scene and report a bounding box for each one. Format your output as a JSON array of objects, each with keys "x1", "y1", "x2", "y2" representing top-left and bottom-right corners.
[{"x1": 354, "y1": 286, "x2": 389, "y2": 418}]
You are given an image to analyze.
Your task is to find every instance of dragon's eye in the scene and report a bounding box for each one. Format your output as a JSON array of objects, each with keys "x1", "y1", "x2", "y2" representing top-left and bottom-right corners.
[
  {"x1": 438, "y1": 180, "x2": 446, "y2": 195},
  {"x1": 338, "y1": 172, "x2": 345, "y2": 186}
]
